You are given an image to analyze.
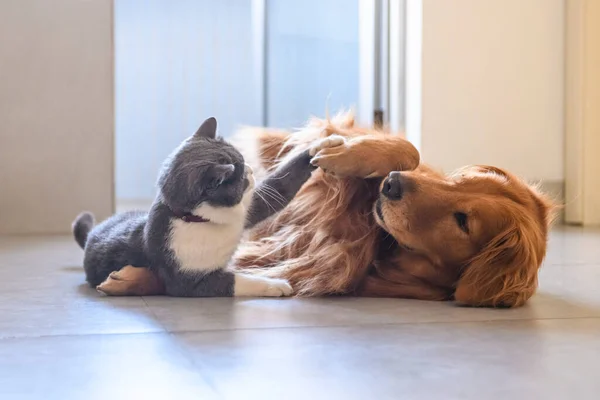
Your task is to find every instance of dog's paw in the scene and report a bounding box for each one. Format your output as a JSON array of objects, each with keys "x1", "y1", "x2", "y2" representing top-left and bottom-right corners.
[
  {"x1": 308, "y1": 134, "x2": 346, "y2": 156},
  {"x1": 309, "y1": 137, "x2": 379, "y2": 178}
]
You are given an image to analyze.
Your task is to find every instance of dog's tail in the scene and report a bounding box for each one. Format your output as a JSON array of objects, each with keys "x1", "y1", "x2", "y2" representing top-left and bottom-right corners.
[{"x1": 72, "y1": 212, "x2": 95, "y2": 249}]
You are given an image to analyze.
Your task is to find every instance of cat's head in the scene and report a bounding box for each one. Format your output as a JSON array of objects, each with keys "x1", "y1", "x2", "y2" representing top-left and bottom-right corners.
[{"x1": 157, "y1": 117, "x2": 253, "y2": 216}]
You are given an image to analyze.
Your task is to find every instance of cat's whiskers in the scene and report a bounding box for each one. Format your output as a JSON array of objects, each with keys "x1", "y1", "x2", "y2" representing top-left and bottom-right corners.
[
  {"x1": 258, "y1": 189, "x2": 286, "y2": 209},
  {"x1": 252, "y1": 189, "x2": 277, "y2": 213},
  {"x1": 258, "y1": 184, "x2": 287, "y2": 207}
]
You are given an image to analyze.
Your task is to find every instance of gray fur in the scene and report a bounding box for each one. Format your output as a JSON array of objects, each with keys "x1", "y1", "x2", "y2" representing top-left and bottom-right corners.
[
  {"x1": 157, "y1": 118, "x2": 247, "y2": 212},
  {"x1": 73, "y1": 117, "x2": 316, "y2": 296},
  {"x1": 144, "y1": 201, "x2": 237, "y2": 296},
  {"x1": 72, "y1": 212, "x2": 94, "y2": 249},
  {"x1": 245, "y1": 149, "x2": 314, "y2": 228}
]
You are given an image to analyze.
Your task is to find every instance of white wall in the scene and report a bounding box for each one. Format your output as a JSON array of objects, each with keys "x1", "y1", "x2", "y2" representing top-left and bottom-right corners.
[
  {"x1": 0, "y1": 0, "x2": 113, "y2": 234},
  {"x1": 413, "y1": 0, "x2": 565, "y2": 182}
]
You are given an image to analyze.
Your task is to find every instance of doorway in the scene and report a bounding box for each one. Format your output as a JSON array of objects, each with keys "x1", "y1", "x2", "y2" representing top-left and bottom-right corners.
[{"x1": 114, "y1": 0, "x2": 403, "y2": 210}]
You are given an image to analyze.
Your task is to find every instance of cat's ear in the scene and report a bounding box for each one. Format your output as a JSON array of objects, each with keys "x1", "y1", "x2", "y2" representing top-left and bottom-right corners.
[
  {"x1": 193, "y1": 117, "x2": 217, "y2": 139},
  {"x1": 210, "y1": 164, "x2": 235, "y2": 186}
]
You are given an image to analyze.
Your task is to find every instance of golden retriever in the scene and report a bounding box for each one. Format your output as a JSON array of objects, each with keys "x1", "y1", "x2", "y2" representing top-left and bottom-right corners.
[{"x1": 99, "y1": 111, "x2": 555, "y2": 307}]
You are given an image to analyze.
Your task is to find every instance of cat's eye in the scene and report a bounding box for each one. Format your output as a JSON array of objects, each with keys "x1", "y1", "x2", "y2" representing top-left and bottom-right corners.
[
  {"x1": 454, "y1": 212, "x2": 469, "y2": 233},
  {"x1": 207, "y1": 180, "x2": 221, "y2": 190}
]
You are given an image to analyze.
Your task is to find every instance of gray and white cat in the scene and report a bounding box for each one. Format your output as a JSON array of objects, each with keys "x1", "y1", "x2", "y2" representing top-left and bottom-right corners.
[{"x1": 73, "y1": 117, "x2": 342, "y2": 297}]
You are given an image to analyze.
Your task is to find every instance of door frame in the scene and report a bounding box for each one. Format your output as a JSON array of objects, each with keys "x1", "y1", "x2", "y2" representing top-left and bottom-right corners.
[
  {"x1": 565, "y1": 0, "x2": 600, "y2": 225},
  {"x1": 359, "y1": 0, "x2": 407, "y2": 131},
  {"x1": 252, "y1": 0, "x2": 395, "y2": 128}
]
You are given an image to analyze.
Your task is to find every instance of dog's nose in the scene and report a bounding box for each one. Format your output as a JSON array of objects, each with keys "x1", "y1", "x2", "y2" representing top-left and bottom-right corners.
[{"x1": 382, "y1": 171, "x2": 404, "y2": 200}]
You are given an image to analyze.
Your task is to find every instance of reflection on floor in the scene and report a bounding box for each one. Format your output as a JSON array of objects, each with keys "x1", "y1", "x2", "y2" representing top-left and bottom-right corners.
[{"x1": 1, "y1": 226, "x2": 599, "y2": 399}]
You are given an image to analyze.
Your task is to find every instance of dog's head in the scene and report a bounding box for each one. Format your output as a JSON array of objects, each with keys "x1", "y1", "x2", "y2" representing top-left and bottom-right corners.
[{"x1": 374, "y1": 165, "x2": 556, "y2": 307}]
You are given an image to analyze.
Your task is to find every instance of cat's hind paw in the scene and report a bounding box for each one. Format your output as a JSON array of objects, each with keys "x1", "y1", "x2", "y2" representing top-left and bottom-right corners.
[{"x1": 96, "y1": 265, "x2": 164, "y2": 296}]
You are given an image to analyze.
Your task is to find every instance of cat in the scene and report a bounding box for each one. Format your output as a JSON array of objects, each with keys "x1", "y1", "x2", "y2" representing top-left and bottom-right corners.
[{"x1": 73, "y1": 117, "x2": 344, "y2": 297}]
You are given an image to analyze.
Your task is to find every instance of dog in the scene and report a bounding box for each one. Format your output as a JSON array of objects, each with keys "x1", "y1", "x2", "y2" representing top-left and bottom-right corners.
[{"x1": 98, "y1": 111, "x2": 555, "y2": 308}]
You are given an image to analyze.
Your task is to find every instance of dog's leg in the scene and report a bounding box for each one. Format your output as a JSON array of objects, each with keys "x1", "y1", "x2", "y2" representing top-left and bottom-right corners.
[
  {"x1": 357, "y1": 272, "x2": 452, "y2": 301},
  {"x1": 356, "y1": 254, "x2": 455, "y2": 301},
  {"x1": 311, "y1": 134, "x2": 420, "y2": 178}
]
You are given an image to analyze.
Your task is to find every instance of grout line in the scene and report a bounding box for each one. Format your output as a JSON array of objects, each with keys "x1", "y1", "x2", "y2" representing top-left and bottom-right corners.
[
  {"x1": 167, "y1": 315, "x2": 600, "y2": 335},
  {"x1": 2, "y1": 315, "x2": 599, "y2": 341},
  {"x1": 0, "y1": 329, "x2": 166, "y2": 341},
  {"x1": 140, "y1": 295, "x2": 171, "y2": 333}
]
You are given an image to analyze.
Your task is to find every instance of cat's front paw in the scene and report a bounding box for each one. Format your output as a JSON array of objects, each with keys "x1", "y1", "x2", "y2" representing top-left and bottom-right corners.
[
  {"x1": 233, "y1": 273, "x2": 294, "y2": 297},
  {"x1": 263, "y1": 278, "x2": 294, "y2": 297},
  {"x1": 308, "y1": 134, "x2": 346, "y2": 156}
]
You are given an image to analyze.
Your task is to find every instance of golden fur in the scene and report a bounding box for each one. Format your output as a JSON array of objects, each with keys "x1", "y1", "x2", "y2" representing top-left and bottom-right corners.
[
  {"x1": 99, "y1": 111, "x2": 555, "y2": 307},
  {"x1": 234, "y1": 111, "x2": 555, "y2": 307}
]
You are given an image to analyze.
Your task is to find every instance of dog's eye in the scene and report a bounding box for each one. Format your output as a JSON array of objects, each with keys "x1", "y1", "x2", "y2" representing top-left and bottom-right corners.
[{"x1": 454, "y1": 212, "x2": 469, "y2": 233}]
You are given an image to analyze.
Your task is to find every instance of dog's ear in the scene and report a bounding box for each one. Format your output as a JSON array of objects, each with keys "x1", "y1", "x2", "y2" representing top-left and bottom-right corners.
[
  {"x1": 472, "y1": 165, "x2": 510, "y2": 178},
  {"x1": 194, "y1": 117, "x2": 217, "y2": 139},
  {"x1": 458, "y1": 165, "x2": 511, "y2": 179},
  {"x1": 454, "y1": 213, "x2": 546, "y2": 308}
]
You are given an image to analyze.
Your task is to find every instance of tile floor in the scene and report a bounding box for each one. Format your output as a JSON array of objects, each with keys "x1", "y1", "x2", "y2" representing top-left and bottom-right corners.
[{"x1": 0, "y1": 226, "x2": 599, "y2": 400}]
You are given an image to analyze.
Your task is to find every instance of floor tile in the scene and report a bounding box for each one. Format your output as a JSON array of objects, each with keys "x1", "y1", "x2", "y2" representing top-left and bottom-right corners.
[
  {"x1": 546, "y1": 226, "x2": 600, "y2": 265},
  {"x1": 175, "y1": 318, "x2": 600, "y2": 400},
  {"x1": 142, "y1": 296, "x2": 355, "y2": 331},
  {"x1": 0, "y1": 333, "x2": 220, "y2": 400},
  {"x1": 1, "y1": 227, "x2": 599, "y2": 399},
  {"x1": 0, "y1": 302, "x2": 163, "y2": 339},
  {"x1": 0, "y1": 235, "x2": 162, "y2": 338},
  {"x1": 142, "y1": 262, "x2": 600, "y2": 332}
]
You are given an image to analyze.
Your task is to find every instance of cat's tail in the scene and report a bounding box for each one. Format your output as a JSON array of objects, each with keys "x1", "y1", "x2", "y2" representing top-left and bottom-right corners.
[{"x1": 72, "y1": 212, "x2": 95, "y2": 249}]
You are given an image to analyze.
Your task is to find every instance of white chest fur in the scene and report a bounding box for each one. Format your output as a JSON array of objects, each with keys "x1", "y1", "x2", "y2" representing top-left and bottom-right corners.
[
  {"x1": 167, "y1": 184, "x2": 253, "y2": 273},
  {"x1": 169, "y1": 217, "x2": 245, "y2": 273},
  {"x1": 168, "y1": 167, "x2": 255, "y2": 273}
]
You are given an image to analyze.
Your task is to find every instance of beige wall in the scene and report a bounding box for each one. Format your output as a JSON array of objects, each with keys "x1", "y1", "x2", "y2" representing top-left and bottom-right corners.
[
  {"x1": 411, "y1": 0, "x2": 565, "y2": 182},
  {"x1": 0, "y1": 0, "x2": 114, "y2": 234}
]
